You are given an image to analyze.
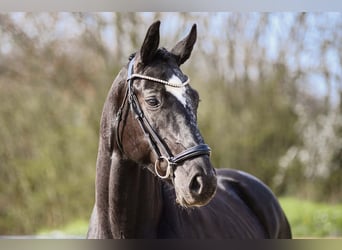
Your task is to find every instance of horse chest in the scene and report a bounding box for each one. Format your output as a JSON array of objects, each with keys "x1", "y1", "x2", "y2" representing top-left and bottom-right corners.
[{"x1": 158, "y1": 185, "x2": 267, "y2": 238}]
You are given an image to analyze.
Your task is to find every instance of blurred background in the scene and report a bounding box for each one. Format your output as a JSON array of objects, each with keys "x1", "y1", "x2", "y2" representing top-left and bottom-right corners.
[{"x1": 0, "y1": 12, "x2": 341, "y2": 238}]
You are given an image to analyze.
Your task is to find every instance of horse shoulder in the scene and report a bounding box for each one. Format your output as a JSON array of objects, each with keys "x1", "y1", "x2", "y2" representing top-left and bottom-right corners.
[{"x1": 216, "y1": 168, "x2": 292, "y2": 238}]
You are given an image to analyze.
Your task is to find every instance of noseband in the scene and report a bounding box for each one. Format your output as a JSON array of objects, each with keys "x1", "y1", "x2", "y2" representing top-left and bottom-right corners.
[{"x1": 115, "y1": 57, "x2": 211, "y2": 179}]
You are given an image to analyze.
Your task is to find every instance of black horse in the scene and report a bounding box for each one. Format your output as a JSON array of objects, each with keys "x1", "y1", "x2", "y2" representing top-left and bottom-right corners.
[{"x1": 87, "y1": 21, "x2": 292, "y2": 239}]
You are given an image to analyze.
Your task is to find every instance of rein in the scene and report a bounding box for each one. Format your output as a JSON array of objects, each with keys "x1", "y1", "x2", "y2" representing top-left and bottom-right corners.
[{"x1": 115, "y1": 57, "x2": 211, "y2": 179}]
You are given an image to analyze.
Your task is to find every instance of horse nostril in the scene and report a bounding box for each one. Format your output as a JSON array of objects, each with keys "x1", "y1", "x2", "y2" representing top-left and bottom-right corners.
[{"x1": 189, "y1": 175, "x2": 204, "y2": 195}]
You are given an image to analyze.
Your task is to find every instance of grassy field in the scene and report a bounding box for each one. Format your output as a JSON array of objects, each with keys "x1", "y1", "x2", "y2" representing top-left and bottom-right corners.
[
  {"x1": 279, "y1": 197, "x2": 342, "y2": 238},
  {"x1": 38, "y1": 197, "x2": 342, "y2": 238},
  {"x1": 38, "y1": 219, "x2": 89, "y2": 238}
]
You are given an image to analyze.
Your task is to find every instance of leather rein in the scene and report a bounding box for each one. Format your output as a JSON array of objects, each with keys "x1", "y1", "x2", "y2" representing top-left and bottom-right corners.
[{"x1": 115, "y1": 57, "x2": 211, "y2": 179}]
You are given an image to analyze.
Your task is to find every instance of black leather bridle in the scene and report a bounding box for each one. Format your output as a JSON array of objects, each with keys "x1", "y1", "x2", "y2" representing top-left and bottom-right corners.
[{"x1": 115, "y1": 57, "x2": 211, "y2": 179}]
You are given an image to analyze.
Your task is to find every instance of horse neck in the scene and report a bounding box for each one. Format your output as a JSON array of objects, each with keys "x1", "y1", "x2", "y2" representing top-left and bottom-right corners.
[
  {"x1": 94, "y1": 73, "x2": 163, "y2": 238},
  {"x1": 105, "y1": 151, "x2": 163, "y2": 238}
]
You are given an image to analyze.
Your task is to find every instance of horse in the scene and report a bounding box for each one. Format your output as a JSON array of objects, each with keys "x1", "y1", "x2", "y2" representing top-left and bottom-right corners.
[{"x1": 86, "y1": 21, "x2": 292, "y2": 239}]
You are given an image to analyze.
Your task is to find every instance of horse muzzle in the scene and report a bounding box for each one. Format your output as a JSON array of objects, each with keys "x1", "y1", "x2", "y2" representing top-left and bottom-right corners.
[{"x1": 173, "y1": 159, "x2": 217, "y2": 207}]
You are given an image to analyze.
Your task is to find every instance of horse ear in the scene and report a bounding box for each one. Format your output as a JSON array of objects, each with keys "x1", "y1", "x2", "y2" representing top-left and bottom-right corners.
[
  {"x1": 171, "y1": 24, "x2": 197, "y2": 65},
  {"x1": 140, "y1": 21, "x2": 160, "y2": 64}
]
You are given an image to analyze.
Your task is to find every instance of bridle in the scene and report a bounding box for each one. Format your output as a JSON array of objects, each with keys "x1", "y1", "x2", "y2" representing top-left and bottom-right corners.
[{"x1": 115, "y1": 57, "x2": 211, "y2": 180}]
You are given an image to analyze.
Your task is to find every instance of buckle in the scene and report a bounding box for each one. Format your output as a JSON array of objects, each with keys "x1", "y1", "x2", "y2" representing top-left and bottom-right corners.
[{"x1": 154, "y1": 156, "x2": 173, "y2": 179}]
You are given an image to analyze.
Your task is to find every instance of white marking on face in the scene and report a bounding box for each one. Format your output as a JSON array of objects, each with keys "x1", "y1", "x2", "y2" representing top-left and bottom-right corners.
[
  {"x1": 166, "y1": 75, "x2": 203, "y2": 143},
  {"x1": 165, "y1": 75, "x2": 187, "y2": 108}
]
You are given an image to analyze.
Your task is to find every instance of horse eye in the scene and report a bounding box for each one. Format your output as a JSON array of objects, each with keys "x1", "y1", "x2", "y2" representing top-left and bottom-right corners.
[{"x1": 145, "y1": 97, "x2": 160, "y2": 107}]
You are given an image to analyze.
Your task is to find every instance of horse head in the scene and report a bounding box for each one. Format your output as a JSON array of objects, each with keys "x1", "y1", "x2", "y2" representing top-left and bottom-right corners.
[{"x1": 115, "y1": 21, "x2": 217, "y2": 207}]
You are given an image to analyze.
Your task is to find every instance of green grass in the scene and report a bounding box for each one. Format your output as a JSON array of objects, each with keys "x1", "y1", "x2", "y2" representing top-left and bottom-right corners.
[
  {"x1": 38, "y1": 197, "x2": 342, "y2": 238},
  {"x1": 38, "y1": 219, "x2": 88, "y2": 237},
  {"x1": 279, "y1": 197, "x2": 342, "y2": 238}
]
